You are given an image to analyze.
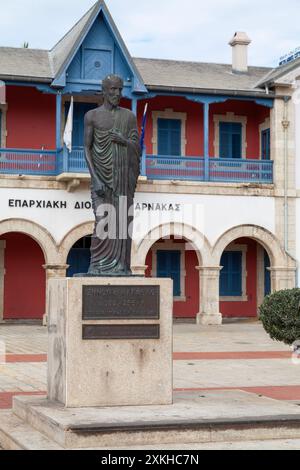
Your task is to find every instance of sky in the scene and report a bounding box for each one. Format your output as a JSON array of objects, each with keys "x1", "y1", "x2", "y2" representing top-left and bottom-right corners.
[{"x1": 0, "y1": 0, "x2": 300, "y2": 67}]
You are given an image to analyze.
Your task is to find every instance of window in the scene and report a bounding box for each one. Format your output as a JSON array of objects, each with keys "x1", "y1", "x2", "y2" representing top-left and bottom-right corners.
[
  {"x1": 67, "y1": 236, "x2": 91, "y2": 277},
  {"x1": 261, "y1": 128, "x2": 270, "y2": 160},
  {"x1": 220, "y1": 251, "x2": 242, "y2": 296},
  {"x1": 157, "y1": 118, "x2": 181, "y2": 156},
  {"x1": 0, "y1": 110, "x2": 2, "y2": 147},
  {"x1": 264, "y1": 250, "x2": 271, "y2": 296},
  {"x1": 219, "y1": 122, "x2": 242, "y2": 159},
  {"x1": 157, "y1": 250, "x2": 181, "y2": 296}
]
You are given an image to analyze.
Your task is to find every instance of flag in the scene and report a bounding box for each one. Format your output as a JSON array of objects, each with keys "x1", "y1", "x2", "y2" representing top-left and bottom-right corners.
[
  {"x1": 140, "y1": 103, "x2": 148, "y2": 150},
  {"x1": 63, "y1": 96, "x2": 74, "y2": 152}
]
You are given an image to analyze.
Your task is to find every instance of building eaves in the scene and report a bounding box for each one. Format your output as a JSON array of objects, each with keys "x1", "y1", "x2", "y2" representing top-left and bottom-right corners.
[
  {"x1": 255, "y1": 57, "x2": 300, "y2": 88},
  {"x1": 133, "y1": 57, "x2": 272, "y2": 95}
]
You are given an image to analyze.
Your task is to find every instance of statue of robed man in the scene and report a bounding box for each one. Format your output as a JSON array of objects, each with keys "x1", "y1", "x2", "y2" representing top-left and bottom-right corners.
[{"x1": 84, "y1": 75, "x2": 141, "y2": 276}]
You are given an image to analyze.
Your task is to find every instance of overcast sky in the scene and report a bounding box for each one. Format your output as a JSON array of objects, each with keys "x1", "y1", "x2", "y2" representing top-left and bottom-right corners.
[{"x1": 0, "y1": 0, "x2": 300, "y2": 67}]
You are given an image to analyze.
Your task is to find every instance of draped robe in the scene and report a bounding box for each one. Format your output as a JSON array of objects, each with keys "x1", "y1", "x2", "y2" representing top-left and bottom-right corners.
[{"x1": 88, "y1": 107, "x2": 140, "y2": 275}]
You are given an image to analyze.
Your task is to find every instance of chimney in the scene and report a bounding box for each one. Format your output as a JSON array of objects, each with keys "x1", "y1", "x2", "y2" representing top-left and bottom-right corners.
[{"x1": 229, "y1": 32, "x2": 251, "y2": 73}]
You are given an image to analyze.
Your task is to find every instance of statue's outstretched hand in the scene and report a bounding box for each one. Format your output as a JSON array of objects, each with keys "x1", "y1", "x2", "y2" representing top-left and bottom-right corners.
[{"x1": 110, "y1": 129, "x2": 127, "y2": 146}]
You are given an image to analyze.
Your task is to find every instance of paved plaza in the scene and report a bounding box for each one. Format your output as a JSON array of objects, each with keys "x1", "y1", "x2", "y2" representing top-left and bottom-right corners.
[{"x1": 1, "y1": 320, "x2": 300, "y2": 449}]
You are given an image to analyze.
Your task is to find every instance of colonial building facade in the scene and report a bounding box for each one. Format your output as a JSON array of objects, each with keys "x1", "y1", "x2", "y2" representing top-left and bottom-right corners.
[{"x1": 0, "y1": 0, "x2": 298, "y2": 325}]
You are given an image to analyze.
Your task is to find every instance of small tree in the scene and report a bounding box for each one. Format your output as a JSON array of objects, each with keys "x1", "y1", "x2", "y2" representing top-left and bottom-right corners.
[
  {"x1": 23, "y1": 42, "x2": 29, "y2": 48},
  {"x1": 260, "y1": 289, "x2": 300, "y2": 346}
]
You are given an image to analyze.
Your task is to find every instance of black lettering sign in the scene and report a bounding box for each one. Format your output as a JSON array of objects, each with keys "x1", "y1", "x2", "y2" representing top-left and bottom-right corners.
[
  {"x1": 82, "y1": 285, "x2": 160, "y2": 320},
  {"x1": 82, "y1": 324, "x2": 160, "y2": 340}
]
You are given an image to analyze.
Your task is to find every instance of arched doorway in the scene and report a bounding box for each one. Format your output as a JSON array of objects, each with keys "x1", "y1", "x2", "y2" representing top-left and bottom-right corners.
[
  {"x1": 0, "y1": 232, "x2": 46, "y2": 320},
  {"x1": 67, "y1": 235, "x2": 92, "y2": 277},
  {"x1": 219, "y1": 237, "x2": 271, "y2": 318},
  {"x1": 144, "y1": 236, "x2": 200, "y2": 319}
]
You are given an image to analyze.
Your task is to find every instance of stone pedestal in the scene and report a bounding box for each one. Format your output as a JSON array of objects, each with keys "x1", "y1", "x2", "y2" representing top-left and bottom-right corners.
[{"x1": 47, "y1": 277, "x2": 173, "y2": 408}]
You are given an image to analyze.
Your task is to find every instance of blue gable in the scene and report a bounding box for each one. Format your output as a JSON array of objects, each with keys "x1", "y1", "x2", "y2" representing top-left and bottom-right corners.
[{"x1": 52, "y1": 2, "x2": 147, "y2": 98}]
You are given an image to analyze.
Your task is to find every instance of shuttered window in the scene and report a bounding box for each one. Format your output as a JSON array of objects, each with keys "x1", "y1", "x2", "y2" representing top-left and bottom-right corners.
[
  {"x1": 219, "y1": 122, "x2": 242, "y2": 159},
  {"x1": 264, "y1": 250, "x2": 271, "y2": 296},
  {"x1": 261, "y1": 128, "x2": 270, "y2": 160},
  {"x1": 157, "y1": 118, "x2": 181, "y2": 156},
  {"x1": 220, "y1": 251, "x2": 242, "y2": 296},
  {"x1": 157, "y1": 250, "x2": 181, "y2": 296}
]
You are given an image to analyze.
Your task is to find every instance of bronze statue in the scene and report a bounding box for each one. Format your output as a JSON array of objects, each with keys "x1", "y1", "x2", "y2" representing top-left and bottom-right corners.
[{"x1": 84, "y1": 75, "x2": 141, "y2": 276}]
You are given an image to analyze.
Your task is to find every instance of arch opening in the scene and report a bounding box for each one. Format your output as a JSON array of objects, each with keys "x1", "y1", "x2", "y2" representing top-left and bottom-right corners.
[{"x1": 0, "y1": 232, "x2": 46, "y2": 320}]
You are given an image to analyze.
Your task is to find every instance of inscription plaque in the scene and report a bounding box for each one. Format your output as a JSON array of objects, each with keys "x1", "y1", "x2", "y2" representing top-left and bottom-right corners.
[
  {"x1": 82, "y1": 285, "x2": 160, "y2": 320},
  {"x1": 82, "y1": 324, "x2": 160, "y2": 340}
]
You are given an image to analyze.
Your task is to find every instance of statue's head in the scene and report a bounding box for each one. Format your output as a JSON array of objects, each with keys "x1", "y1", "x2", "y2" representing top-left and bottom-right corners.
[{"x1": 102, "y1": 75, "x2": 123, "y2": 109}]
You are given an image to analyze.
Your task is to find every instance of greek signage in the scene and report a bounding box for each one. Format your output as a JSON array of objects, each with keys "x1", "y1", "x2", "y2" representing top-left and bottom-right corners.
[
  {"x1": 8, "y1": 198, "x2": 182, "y2": 212},
  {"x1": 8, "y1": 199, "x2": 92, "y2": 210}
]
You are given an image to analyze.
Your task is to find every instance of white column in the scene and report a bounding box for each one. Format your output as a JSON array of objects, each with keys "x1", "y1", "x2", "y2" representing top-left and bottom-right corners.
[
  {"x1": 0, "y1": 240, "x2": 6, "y2": 322},
  {"x1": 196, "y1": 266, "x2": 223, "y2": 325},
  {"x1": 269, "y1": 266, "x2": 296, "y2": 291}
]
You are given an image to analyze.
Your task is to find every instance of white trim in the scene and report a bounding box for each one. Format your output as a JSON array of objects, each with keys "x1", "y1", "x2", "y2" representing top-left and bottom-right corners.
[
  {"x1": 0, "y1": 103, "x2": 7, "y2": 148},
  {"x1": 213, "y1": 112, "x2": 247, "y2": 158},
  {"x1": 151, "y1": 240, "x2": 186, "y2": 301},
  {"x1": 152, "y1": 108, "x2": 187, "y2": 156},
  {"x1": 257, "y1": 244, "x2": 265, "y2": 311},
  {"x1": 259, "y1": 118, "x2": 271, "y2": 160},
  {"x1": 219, "y1": 243, "x2": 248, "y2": 302}
]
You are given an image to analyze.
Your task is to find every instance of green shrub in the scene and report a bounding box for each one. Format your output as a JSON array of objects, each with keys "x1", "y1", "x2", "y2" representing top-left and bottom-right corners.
[{"x1": 259, "y1": 288, "x2": 300, "y2": 346}]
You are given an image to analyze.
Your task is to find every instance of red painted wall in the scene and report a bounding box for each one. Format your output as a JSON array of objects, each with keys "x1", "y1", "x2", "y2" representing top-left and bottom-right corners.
[
  {"x1": 210, "y1": 101, "x2": 269, "y2": 159},
  {"x1": 137, "y1": 98, "x2": 270, "y2": 159},
  {"x1": 145, "y1": 239, "x2": 199, "y2": 318},
  {"x1": 220, "y1": 238, "x2": 257, "y2": 318},
  {"x1": 6, "y1": 86, "x2": 56, "y2": 149},
  {"x1": 137, "y1": 97, "x2": 204, "y2": 156},
  {"x1": 0, "y1": 233, "x2": 46, "y2": 319}
]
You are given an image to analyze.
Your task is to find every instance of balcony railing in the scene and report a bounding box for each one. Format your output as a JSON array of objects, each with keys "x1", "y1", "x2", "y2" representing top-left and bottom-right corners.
[
  {"x1": 0, "y1": 148, "x2": 57, "y2": 175},
  {"x1": 0, "y1": 148, "x2": 274, "y2": 184},
  {"x1": 146, "y1": 155, "x2": 273, "y2": 184}
]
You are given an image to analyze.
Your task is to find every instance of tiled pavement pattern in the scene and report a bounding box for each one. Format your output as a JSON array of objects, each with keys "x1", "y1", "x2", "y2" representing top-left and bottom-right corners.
[{"x1": 0, "y1": 322, "x2": 300, "y2": 411}]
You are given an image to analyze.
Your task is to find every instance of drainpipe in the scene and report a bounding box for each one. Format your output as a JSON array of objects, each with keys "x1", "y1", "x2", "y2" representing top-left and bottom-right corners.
[{"x1": 282, "y1": 96, "x2": 298, "y2": 285}]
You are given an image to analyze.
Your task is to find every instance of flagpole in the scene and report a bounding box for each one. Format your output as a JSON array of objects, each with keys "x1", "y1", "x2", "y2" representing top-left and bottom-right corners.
[{"x1": 140, "y1": 103, "x2": 148, "y2": 177}]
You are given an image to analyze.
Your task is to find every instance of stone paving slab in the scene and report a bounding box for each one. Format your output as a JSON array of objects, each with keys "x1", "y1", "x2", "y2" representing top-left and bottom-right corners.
[{"x1": 5, "y1": 391, "x2": 300, "y2": 449}]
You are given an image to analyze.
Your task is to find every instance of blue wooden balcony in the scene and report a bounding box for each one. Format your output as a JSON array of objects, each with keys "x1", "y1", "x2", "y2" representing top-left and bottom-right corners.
[
  {"x1": 0, "y1": 148, "x2": 274, "y2": 184},
  {"x1": 0, "y1": 148, "x2": 57, "y2": 176},
  {"x1": 146, "y1": 155, "x2": 273, "y2": 184}
]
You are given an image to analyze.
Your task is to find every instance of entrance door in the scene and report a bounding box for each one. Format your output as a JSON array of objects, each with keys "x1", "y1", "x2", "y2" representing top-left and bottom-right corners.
[{"x1": 66, "y1": 103, "x2": 98, "y2": 148}]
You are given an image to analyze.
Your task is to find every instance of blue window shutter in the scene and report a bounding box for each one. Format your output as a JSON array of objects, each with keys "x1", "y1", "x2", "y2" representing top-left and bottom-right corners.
[
  {"x1": 219, "y1": 123, "x2": 230, "y2": 158},
  {"x1": 65, "y1": 103, "x2": 97, "y2": 147},
  {"x1": 220, "y1": 122, "x2": 242, "y2": 159},
  {"x1": 264, "y1": 250, "x2": 271, "y2": 296},
  {"x1": 261, "y1": 129, "x2": 270, "y2": 160},
  {"x1": 158, "y1": 118, "x2": 181, "y2": 156},
  {"x1": 157, "y1": 250, "x2": 181, "y2": 296},
  {"x1": 220, "y1": 251, "x2": 242, "y2": 296}
]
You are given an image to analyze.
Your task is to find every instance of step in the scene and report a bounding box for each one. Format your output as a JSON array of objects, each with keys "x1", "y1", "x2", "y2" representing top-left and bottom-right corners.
[
  {"x1": 8, "y1": 390, "x2": 300, "y2": 449},
  {"x1": 0, "y1": 411, "x2": 63, "y2": 450}
]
